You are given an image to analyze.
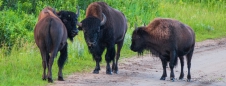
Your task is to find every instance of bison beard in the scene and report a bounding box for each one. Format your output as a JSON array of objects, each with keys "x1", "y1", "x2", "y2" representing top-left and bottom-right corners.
[{"x1": 130, "y1": 18, "x2": 195, "y2": 82}]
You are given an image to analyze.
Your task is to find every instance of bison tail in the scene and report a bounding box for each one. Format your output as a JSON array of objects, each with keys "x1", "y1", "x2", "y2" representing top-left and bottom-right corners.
[{"x1": 45, "y1": 18, "x2": 53, "y2": 53}]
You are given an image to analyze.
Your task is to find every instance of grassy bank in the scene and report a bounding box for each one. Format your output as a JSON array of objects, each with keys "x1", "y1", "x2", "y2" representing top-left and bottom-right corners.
[{"x1": 0, "y1": 0, "x2": 226, "y2": 85}]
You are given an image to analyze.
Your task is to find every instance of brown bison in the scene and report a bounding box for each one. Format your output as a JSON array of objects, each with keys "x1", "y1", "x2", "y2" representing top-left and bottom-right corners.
[
  {"x1": 77, "y1": 2, "x2": 127, "y2": 74},
  {"x1": 130, "y1": 18, "x2": 195, "y2": 82},
  {"x1": 34, "y1": 6, "x2": 79, "y2": 83}
]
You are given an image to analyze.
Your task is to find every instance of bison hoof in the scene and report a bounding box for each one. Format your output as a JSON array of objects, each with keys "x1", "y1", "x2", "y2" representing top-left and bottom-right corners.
[
  {"x1": 106, "y1": 68, "x2": 112, "y2": 75},
  {"x1": 179, "y1": 77, "x2": 184, "y2": 80},
  {"x1": 42, "y1": 77, "x2": 47, "y2": 81},
  {"x1": 58, "y1": 76, "x2": 64, "y2": 81},
  {"x1": 42, "y1": 75, "x2": 47, "y2": 80},
  {"x1": 48, "y1": 78, "x2": 53, "y2": 83},
  {"x1": 171, "y1": 77, "x2": 175, "y2": 82},
  {"x1": 160, "y1": 77, "x2": 166, "y2": 80},
  {"x1": 93, "y1": 70, "x2": 99, "y2": 74},
  {"x1": 187, "y1": 79, "x2": 191, "y2": 82},
  {"x1": 106, "y1": 71, "x2": 112, "y2": 75},
  {"x1": 113, "y1": 70, "x2": 118, "y2": 74},
  {"x1": 179, "y1": 75, "x2": 184, "y2": 80}
]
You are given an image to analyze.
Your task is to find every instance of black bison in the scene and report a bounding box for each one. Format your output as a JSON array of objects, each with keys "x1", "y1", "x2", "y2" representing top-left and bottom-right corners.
[
  {"x1": 34, "y1": 6, "x2": 79, "y2": 83},
  {"x1": 130, "y1": 18, "x2": 195, "y2": 82},
  {"x1": 77, "y1": 2, "x2": 127, "y2": 74}
]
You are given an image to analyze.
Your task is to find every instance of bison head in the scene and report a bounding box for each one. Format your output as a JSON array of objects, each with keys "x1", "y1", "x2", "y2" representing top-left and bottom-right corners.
[
  {"x1": 130, "y1": 26, "x2": 148, "y2": 54},
  {"x1": 57, "y1": 7, "x2": 80, "y2": 41},
  {"x1": 77, "y1": 14, "x2": 106, "y2": 48}
]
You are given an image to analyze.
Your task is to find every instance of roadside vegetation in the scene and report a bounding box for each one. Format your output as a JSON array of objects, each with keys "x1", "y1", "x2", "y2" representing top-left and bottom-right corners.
[{"x1": 0, "y1": 0, "x2": 225, "y2": 85}]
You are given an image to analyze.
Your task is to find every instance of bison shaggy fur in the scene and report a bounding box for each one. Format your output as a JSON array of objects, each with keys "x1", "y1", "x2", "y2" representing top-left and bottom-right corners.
[
  {"x1": 130, "y1": 18, "x2": 195, "y2": 82},
  {"x1": 77, "y1": 2, "x2": 127, "y2": 74},
  {"x1": 34, "y1": 6, "x2": 79, "y2": 83}
]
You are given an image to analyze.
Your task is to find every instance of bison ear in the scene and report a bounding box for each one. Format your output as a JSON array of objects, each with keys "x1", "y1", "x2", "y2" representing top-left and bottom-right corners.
[
  {"x1": 56, "y1": 11, "x2": 62, "y2": 18},
  {"x1": 76, "y1": 6, "x2": 80, "y2": 18},
  {"x1": 134, "y1": 23, "x2": 137, "y2": 29},
  {"x1": 52, "y1": 8, "x2": 56, "y2": 14}
]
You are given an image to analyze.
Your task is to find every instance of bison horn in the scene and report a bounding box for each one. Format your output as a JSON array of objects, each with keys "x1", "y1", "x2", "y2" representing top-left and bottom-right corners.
[
  {"x1": 52, "y1": 8, "x2": 56, "y2": 14},
  {"x1": 100, "y1": 13, "x2": 107, "y2": 26},
  {"x1": 76, "y1": 6, "x2": 82, "y2": 27},
  {"x1": 76, "y1": 6, "x2": 80, "y2": 17},
  {"x1": 135, "y1": 23, "x2": 137, "y2": 29},
  {"x1": 77, "y1": 22, "x2": 82, "y2": 27}
]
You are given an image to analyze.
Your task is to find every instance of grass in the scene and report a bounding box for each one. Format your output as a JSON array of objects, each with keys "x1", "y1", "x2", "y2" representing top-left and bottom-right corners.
[
  {"x1": 158, "y1": 1, "x2": 226, "y2": 41},
  {"x1": 0, "y1": 0, "x2": 226, "y2": 86}
]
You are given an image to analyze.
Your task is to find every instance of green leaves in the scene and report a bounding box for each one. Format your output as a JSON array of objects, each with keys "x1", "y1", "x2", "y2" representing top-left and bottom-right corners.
[{"x1": 0, "y1": 10, "x2": 35, "y2": 48}]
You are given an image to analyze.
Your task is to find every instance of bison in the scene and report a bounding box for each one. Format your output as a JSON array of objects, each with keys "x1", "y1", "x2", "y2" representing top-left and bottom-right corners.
[
  {"x1": 34, "y1": 6, "x2": 80, "y2": 83},
  {"x1": 77, "y1": 2, "x2": 127, "y2": 74},
  {"x1": 130, "y1": 18, "x2": 195, "y2": 82}
]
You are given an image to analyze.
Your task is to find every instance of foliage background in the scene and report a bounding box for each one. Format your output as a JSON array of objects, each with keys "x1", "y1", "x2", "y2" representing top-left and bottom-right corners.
[{"x1": 0, "y1": 0, "x2": 225, "y2": 85}]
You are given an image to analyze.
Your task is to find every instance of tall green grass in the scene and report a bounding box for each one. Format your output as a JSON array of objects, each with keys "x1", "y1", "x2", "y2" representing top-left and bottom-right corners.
[
  {"x1": 157, "y1": 1, "x2": 226, "y2": 41},
  {"x1": 0, "y1": 0, "x2": 226, "y2": 85}
]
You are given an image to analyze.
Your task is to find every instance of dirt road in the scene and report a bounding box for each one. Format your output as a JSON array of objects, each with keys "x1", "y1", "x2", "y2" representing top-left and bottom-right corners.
[{"x1": 49, "y1": 38, "x2": 226, "y2": 86}]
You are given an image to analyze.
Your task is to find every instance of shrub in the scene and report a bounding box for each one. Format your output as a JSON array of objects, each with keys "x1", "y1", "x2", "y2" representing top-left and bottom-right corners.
[{"x1": 0, "y1": 10, "x2": 35, "y2": 49}]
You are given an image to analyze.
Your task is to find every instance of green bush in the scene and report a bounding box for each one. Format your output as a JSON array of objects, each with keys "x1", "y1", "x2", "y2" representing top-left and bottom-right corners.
[{"x1": 0, "y1": 10, "x2": 35, "y2": 49}]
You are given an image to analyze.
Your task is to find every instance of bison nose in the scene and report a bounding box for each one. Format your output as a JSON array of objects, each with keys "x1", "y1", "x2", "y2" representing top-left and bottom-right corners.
[{"x1": 88, "y1": 42, "x2": 95, "y2": 47}]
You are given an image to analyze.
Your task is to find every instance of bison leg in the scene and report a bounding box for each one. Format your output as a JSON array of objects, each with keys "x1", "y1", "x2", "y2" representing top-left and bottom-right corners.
[
  {"x1": 160, "y1": 56, "x2": 167, "y2": 80},
  {"x1": 93, "y1": 55, "x2": 101, "y2": 74},
  {"x1": 57, "y1": 43, "x2": 68, "y2": 81},
  {"x1": 186, "y1": 48, "x2": 194, "y2": 82},
  {"x1": 179, "y1": 56, "x2": 184, "y2": 80},
  {"x1": 105, "y1": 45, "x2": 115, "y2": 75},
  {"x1": 169, "y1": 51, "x2": 177, "y2": 82},
  {"x1": 112, "y1": 53, "x2": 120, "y2": 74},
  {"x1": 112, "y1": 42, "x2": 123, "y2": 74},
  {"x1": 112, "y1": 58, "x2": 116, "y2": 73},
  {"x1": 106, "y1": 61, "x2": 112, "y2": 75},
  {"x1": 92, "y1": 47, "x2": 104, "y2": 74},
  {"x1": 47, "y1": 50, "x2": 58, "y2": 83},
  {"x1": 40, "y1": 49, "x2": 49, "y2": 81}
]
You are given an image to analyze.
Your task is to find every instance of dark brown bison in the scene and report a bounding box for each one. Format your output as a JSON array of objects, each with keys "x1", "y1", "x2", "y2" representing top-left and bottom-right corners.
[
  {"x1": 77, "y1": 2, "x2": 127, "y2": 74},
  {"x1": 34, "y1": 6, "x2": 79, "y2": 83},
  {"x1": 130, "y1": 18, "x2": 195, "y2": 82}
]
